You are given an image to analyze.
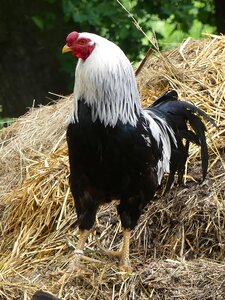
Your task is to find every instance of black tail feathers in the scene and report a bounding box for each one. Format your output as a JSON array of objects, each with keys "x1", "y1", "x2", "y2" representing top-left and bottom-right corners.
[{"x1": 150, "y1": 90, "x2": 216, "y2": 191}]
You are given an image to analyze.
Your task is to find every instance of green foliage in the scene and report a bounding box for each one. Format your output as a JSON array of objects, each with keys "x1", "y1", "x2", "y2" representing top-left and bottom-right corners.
[
  {"x1": 0, "y1": 118, "x2": 13, "y2": 129},
  {"x1": 32, "y1": 16, "x2": 45, "y2": 30},
  {"x1": 30, "y1": 0, "x2": 217, "y2": 84},
  {"x1": 61, "y1": 0, "x2": 146, "y2": 58},
  {"x1": 126, "y1": 0, "x2": 216, "y2": 51},
  {"x1": 0, "y1": 105, "x2": 12, "y2": 128},
  {"x1": 31, "y1": 12, "x2": 56, "y2": 30}
]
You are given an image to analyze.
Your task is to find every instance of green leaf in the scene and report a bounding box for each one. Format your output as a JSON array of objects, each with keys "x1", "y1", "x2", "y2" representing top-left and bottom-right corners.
[{"x1": 31, "y1": 16, "x2": 44, "y2": 30}]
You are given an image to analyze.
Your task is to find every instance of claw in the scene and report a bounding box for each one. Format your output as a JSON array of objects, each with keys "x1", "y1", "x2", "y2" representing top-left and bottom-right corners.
[
  {"x1": 119, "y1": 263, "x2": 133, "y2": 273},
  {"x1": 99, "y1": 229, "x2": 132, "y2": 270},
  {"x1": 68, "y1": 256, "x2": 84, "y2": 272},
  {"x1": 58, "y1": 257, "x2": 85, "y2": 285},
  {"x1": 101, "y1": 248, "x2": 122, "y2": 257}
]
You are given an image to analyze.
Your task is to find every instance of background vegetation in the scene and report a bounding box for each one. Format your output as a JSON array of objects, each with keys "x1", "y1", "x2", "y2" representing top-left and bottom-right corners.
[{"x1": 0, "y1": 0, "x2": 224, "y2": 125}]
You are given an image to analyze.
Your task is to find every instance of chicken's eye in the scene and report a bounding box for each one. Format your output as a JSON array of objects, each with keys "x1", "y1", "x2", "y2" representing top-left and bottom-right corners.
[{"x1": 78, "y1": 39, "x2": 88, "y2": 45}]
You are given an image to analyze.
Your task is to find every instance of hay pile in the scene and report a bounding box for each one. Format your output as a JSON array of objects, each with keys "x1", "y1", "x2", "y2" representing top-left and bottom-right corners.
[{"x1": 0, "y1": 35, "x2": 225, "y2": 300}]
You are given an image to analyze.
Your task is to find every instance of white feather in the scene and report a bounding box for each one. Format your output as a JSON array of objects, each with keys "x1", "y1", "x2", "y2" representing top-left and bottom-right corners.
[
  {"x1": 142, "y1": 110, "x2": 176, "y2": 184},
  {"x1": 70, "y1": 33, "x2": 141, "y2": 127}
]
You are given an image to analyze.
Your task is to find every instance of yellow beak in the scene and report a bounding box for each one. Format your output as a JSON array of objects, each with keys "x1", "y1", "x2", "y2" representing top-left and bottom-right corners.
[{"x1": 62, "y1": 45, "x2": 72, "y2": 54}]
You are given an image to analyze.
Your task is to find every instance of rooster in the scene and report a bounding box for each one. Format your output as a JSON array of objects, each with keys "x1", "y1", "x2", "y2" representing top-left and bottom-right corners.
[{"x1": 62, "y1": 31, "x2": 214, "y2": 271}]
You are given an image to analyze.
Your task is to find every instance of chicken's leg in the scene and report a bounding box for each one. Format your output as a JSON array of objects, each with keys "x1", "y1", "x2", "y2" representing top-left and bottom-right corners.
[
  {"x1": 99, "y1": 229, "x2": 131, "y2": 271},
  {"x1": 58, "y1": 229, "x2": 91, "y2": 283},
  {"x1": 69, "y1": 229, "x2": 90, "y2": 270},
  {"x1": 119, "y1": 229, "x2": 132, "y2": 272},
  {"x1": 102, "y1": 229, "x2": 132, "y2": 271}
]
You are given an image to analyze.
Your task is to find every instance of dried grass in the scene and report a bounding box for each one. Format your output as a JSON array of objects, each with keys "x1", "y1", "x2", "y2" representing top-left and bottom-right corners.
[{"x1": 0, "y1": 35, "x2": 225, "y2": 299}]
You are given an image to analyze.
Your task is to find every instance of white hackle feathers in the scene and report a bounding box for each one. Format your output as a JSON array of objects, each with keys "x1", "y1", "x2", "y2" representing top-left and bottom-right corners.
[{"x1": 71, "y1": 32, "x2": 141, "y2": 127}]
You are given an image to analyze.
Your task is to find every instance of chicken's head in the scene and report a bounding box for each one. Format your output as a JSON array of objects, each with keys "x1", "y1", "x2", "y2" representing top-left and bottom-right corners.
[{"x1": 62, "y1": 31, "x2": 95, "y2": 61}]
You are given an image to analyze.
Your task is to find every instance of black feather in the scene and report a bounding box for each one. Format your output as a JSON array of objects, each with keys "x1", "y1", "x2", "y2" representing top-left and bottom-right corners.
[
  {"x1": 151, "y1": 90, "x2": 178, "y2": 106},
  {"x1": 179, "y1": 130, "x2": 200, "y2": 145},
  {"x1": 187, "y1": 113, "x2": 208, "y2": 180},
  {"x1": 151, "y1": 90, "x2": 217, "y2": 127},
  {"x1": 67, "y1": 101, "x2": 160, "y2": 231},
  {"x1": 149, "y1": 90, "x2": 215, "y2": 186}
]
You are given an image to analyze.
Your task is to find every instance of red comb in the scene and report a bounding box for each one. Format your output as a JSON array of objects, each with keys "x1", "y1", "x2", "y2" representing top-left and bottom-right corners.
[{"x1": 66, "y1": 31, "x2": 79, "y2": 45}]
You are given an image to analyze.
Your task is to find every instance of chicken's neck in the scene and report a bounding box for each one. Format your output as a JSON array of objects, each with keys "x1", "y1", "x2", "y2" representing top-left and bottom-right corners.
[{"x1": 70, "y1": 55, "x2": 141, "y2": 127}]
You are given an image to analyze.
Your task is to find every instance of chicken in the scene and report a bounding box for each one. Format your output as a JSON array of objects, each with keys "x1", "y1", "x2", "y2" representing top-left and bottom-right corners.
[{"x1": 62, "y1": 31, "x2": 214, "y2": 271}]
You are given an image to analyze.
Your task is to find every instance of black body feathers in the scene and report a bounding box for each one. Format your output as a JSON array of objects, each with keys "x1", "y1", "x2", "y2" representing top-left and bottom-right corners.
[
  {"x1": 67, "y1": 100, "x2": 160, "y2": 230},
  {"x1": 67, "y1": 91, "x2": 213, "y2": 231}
]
